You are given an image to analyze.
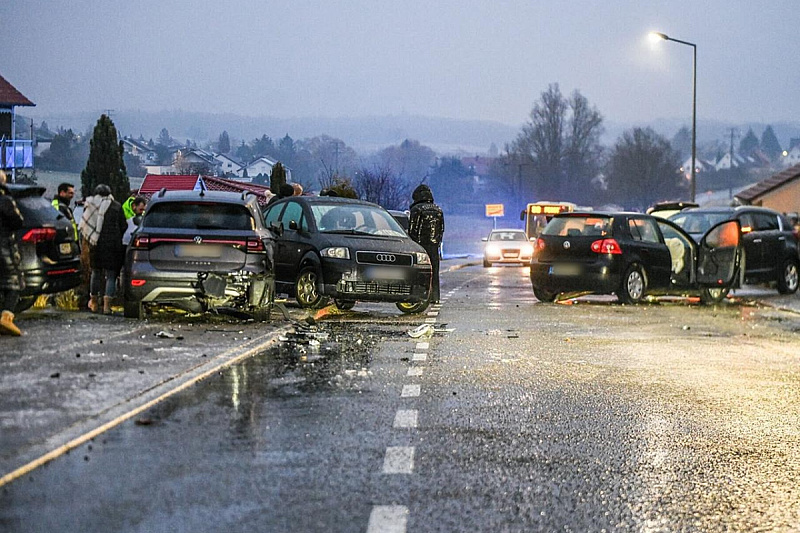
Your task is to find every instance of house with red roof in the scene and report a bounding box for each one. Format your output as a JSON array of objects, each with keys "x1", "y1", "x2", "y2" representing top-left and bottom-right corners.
[
  {"x1": 137, "y1": 174, "x2": 274, "y2": 207},
  {"x1": 0, "y1": 73, "x2": 35, "y2": 179},
  {"x1": 735, "y1": 162, "x2": 800, "y2": 214}
]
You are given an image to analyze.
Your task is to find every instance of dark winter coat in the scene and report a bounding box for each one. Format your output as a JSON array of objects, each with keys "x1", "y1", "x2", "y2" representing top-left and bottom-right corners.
[
  {"x1": 90, "y1": 200, "x2": 127, "y2": 272},
  {"x1": 0, "y1": 184, "x2": 25, "y2": 291},
  {"x1": 408, "y1": 184, "x2": 444, "y2": 247}
]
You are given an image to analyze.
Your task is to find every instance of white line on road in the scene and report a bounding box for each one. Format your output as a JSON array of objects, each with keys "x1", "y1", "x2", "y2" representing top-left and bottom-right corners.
[
  {"x1": 367, "y1": 505, "x2": 408, "y2": 533},
  {"x1": 412, "y1": 353, "x2": 427, "y2": 362},
  {"x1": 426, "y1": 311, "x2": 439, "y2": 316},
  {"x1": 401, "y1": 384, "x2": 421, "y2": 397},
  {"x1": 383, "y1": 446, "x2": 415, "y2": 474},
  {"x1": 415, "y1": 342, "x2": 429, "y2": 350},
  {"x1": 407, "y1": 367, "x2": 423, "y2": 377},
  {"x1": 424, "y1": 318, "x2": 437, "y2": 323},
  {"x1": 393, "y1": 410, "x2": 418, "y2": 428}
]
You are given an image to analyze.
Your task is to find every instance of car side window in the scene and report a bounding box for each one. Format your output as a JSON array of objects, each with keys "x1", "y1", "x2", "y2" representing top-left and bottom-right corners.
[
  {"x1": 264, "y1": 204, "x2": 284, "y2": 228},
  {"x1": 280, "y1": 202, "x2": 303, "y2": 230},
  {"x1": 752, "y1": 213, "x2": 778, "y2": 231},
  {"x1": 628, "y1": 218, "x2": 660, "y2": 243}
]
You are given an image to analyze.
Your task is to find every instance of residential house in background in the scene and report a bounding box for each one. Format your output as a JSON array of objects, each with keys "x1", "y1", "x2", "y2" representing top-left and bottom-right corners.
[
  {"x1": 243, "y1": 155, "x2": 291, "y2": 181},
  {"x1": 735, "y1": 162, "x2": 800, "y2": 214},
  {"x1": 781, "y1": 139, "x2": 800, "y2": 168},
  {"x1": 122, "y1": 137, "x2": 159, "y2": 165},
  {"x1": 213, "y1": 153, "x2": 244, "y2": 178},
  {"x1": 0, "y1": 73, "x2": 35, "y2": 181}
]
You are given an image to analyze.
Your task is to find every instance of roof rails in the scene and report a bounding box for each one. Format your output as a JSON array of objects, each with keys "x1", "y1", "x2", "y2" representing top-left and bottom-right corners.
[{"x1": 157, "y1": 187, "x2": 167, "y2": 198}]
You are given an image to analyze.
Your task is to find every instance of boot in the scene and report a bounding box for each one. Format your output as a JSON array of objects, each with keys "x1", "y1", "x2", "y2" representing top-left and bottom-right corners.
[
  {"x1": 88, "y1": 295, "x2": 99, "y2": 313},
  {"x1": 0, "y1": 310, "x2": 22, "y2": 336},
  {"x1": 103, "y1": 296, "x2": 112, "y2": 315}
]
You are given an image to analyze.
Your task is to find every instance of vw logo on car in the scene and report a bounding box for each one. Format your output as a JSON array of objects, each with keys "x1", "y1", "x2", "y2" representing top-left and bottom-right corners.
[
  {"x1": 376, "y1": 254, "x2": 396, "y2": 262},
  {"x1": 563, "y1": 241, "x2": 571, "y2": 249},
  {"x1": 194, "y1": 236, "x2": 203, "y2": 244}
]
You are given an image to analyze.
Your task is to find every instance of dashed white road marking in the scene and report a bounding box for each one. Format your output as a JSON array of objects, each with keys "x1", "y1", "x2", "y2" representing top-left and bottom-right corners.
[
  {"x1": 393, "y1": 409, "x2": 418, "y2": 428},
  {"x1": 412, "y1": 353, "x2": 427, "y2": 362},
  {"x1": 415, "y1": 342, "x2": 429, "y2": 350},
  {"x1": 367, "y1": 505, "x2": 408, "y2": 533},
  {"x1": 401, "y1": 384, "x2": 421, "y2": 397},
  {"x1": 407, "y1": 367, "x2": 423, "y2": 377},
  {"x1": 383, "y1": 446, "x2": 415, "y2": 473},
  {"x1": 424, "y1": 318, "x2": 437, "y2": 323},
  {"x1": 426, "y1": 311, "x2": 439, "y2": 316}
]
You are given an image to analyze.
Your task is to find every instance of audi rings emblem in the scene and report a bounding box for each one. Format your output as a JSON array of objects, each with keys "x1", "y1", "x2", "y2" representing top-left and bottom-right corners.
[
  {"x1": 194, "y1": 236, "x2": 203, "y2": 244},
  {"x1": 375, "y1": 253, "x2": 396, "y2": 262},
  {"x1": 563, "y1": 241, "x2": 571, "y2": 249}
]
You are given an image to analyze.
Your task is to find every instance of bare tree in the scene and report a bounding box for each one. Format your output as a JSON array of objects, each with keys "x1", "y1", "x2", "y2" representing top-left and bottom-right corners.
[{"x1": 354, "y1": 166, "x2": 413, "y2": 210}]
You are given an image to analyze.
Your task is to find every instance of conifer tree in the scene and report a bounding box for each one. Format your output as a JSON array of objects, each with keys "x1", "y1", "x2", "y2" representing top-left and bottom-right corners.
[
  {"x1": 81, "y1": 114, "x2": 130, "y2": 200},
  {"x1": 270, "y1": 162, "x2": 287, "y2": 194},
  {"x1": 760, "y1": 125, "x2": 782, "y2": 160}
]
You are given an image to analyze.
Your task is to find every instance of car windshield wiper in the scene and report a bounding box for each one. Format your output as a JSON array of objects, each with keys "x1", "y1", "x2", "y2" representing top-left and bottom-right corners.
[{"x1": 322, "y1": 229, "x2": 373, "y2": 236}]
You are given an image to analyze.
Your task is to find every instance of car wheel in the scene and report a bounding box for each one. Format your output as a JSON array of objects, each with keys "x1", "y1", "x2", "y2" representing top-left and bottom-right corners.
[
  {"x1": 618, "y1": 264, "x2": 646, "y2": 304},
  {"x1": 295, "y1": 266, "x2": 327, "y2": 308},
  {"x1": 396, "y1": 300, "x2": 429, "y2": 314},
  {"x1": 777, "y1": 258, "x2": 799, "y2": 294},
  {"x1": 483, "y1": 259, "x2": 491, "y2": 268},
  {"x1": 334, "y1": 299, "x2": 356, "y2": 311},
  {"x1": 532, "y1": 286, "x2": 556, "y2": 303},
  {"x1": 123, "y1": 299, "x2": 144, "y2": 319},
  {"x1": 13, "y1": 296, "x2": 37, "y2": 314},
  {"x1": 700, "y1": 287, "x2": 730, "y2": 305}
]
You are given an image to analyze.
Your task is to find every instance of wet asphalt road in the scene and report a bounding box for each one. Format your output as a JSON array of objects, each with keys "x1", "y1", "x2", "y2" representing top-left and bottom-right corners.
[{"x1": 3, "y1": 264, "x2": 800, "y2": 532}]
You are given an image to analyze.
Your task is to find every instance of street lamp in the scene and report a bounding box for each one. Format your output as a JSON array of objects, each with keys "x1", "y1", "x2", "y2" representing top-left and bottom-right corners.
[{"x1": 650, "y1": 31, "x2": 697, "y2": 202}]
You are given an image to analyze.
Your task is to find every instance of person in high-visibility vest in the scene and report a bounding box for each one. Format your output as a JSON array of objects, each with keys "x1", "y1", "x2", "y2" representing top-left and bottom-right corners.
[{"x1": 51, "y1": 182, "x2": 77, "y2": 241}]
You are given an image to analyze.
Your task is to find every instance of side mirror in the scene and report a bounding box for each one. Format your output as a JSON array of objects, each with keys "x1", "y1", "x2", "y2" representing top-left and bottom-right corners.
[
  {"x1": 289, "y1": 220, "x2": 299, "y2": 231},
  {"x1": 520, "y1": 210, "x2": 525, "y2": 221},
  {"x1": 481, "y1": 237, "x2": 488, "y2": 242}
]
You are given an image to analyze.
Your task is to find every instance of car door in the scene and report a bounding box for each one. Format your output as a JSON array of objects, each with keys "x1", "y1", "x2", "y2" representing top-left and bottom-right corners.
[
  {"x1": 263, "y1": 202, "x2": 288, "y2": 281},
  {"x1": 627, "y1": 216, "x2": 672, "y2": 289},
  {"x1": 655, "y1": 218, "x2": 697, "y2": 289},
  {"x1": 696, "y1": 219, "x2": 742, "y2": 288},
  {"x1": 277, "y1": 201, "x2": 313, "y2": 281},
  {"x1": 737, "y1": 212, "x2": 764, "y2": 278},
  {"x1": 751, "y1": 212, "x2": 782, "y2": 280}
]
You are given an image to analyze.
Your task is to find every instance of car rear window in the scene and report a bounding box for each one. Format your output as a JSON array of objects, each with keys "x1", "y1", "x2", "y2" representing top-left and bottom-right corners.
[
  {"x1": 669, "y1": 212, "x2": 730, "y2": 234},
  {"x1": 144, "y1": 202, "x2": 254, "y2": 230},
  {"x1": 14, "y1": 195, "x2": 59, "y2": 225},
  {"x1": 489, "y1": 231, "x2": 527, "y2": 241},
  {"x1": 542, "y1": 216, "x2": 611, "y2": 237}
]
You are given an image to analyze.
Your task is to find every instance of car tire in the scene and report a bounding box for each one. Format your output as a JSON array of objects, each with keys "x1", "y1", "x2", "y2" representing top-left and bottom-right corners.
[
  {"x1": 295, "y1": 266, "x2": 327, "y2": 309},
  {"x1": 532, "y1": 286, "x2": 556, "y2": 303},
  {"x1": 777, "y1": 258, "x2": 799, "y2": 294},
  {"x1": 700, "y1": 287, "x2": 730, "y2": 305},
  {"x1": 396, "y1": 300, "x2": 429, "y2": 314},
  {"x1": 14, "y1": 296, "x2": 37, "y2": 314},
  {"x1": 123, "y1": 299, "x2": 144, "y2": 319},
  {"x1": 334, "y1": 299, "x2": 356, "y2": 311},
  {"x1": 483, "y1": 259, "x2": 491, "y2": 268},
  {"x1": 618, "y1": 264, "x2": 646, "y2": 304}
]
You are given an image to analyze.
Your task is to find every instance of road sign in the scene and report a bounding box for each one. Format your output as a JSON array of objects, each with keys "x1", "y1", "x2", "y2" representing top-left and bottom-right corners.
[{"x1": 485, "y1": 204, "x2": 504, "y2": 217}]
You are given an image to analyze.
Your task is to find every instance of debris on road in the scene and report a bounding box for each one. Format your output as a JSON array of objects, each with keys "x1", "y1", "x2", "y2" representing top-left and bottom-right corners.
[{"x1": 408, "y1": 324, "x2": 435, "y2": 338}]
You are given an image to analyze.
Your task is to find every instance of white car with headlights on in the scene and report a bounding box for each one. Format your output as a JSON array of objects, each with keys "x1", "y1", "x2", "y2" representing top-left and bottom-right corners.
[{"x1": 482, "y1": 229, "x2": 533, "y2": 267}]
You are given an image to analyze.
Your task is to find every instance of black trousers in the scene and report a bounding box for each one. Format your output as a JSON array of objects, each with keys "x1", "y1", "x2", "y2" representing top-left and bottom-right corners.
[
  {"x1": 423, "y1": 244, "x2": 440, "y2": 303},
  {"x1": 1, "y1": 289, "x2": 19, "y2": 313}
]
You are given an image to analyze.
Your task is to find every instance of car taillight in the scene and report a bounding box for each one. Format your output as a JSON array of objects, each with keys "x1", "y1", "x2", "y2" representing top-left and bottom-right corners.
[
  {"x1": 22, "y1": 228, "x2": 57, "y2": 243},
  {"x1": 591, "y1": 238, "x2": 622, "y2": 254},
  {"x1": 130, "y1": 279, "x2": 146, "y2": 287},
  {"x1": 535, "y1": 238, "x2": 546, "y2": 251},
  {"x1": 132, "y1": 235, "x2": 150, "y2": 249},
  {"x1": 246, "y1": 237, "x2": 265, "y2": 252}
]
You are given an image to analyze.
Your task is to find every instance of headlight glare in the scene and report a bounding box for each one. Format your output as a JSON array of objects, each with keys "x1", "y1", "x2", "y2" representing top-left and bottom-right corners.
[
  {"x1": 415, "y1": 252, "x2": 431, "y2": 265},
  {"x1": 321, "y1": 247, "x2": 350, "y2": 259}
]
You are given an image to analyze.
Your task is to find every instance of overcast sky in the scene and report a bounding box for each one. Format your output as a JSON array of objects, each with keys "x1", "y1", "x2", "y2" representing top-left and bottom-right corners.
[{"x1": 2, "y1": 1, "x2": 798, "y2": 127}]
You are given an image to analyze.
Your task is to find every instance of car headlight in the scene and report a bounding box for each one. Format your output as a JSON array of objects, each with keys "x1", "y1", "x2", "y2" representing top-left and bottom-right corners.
[
  {"x1": 320, "y1": 247, "x2": 350, "y2": 259},
  {"x1": 522, "y1": 244, "x2": 534, "y2": 255},
  {"x1": 486, "y1": 244, "x2": 500, "y2": 255},
  {"x1": 415, "y1": 252, "x2": 431, "y2": 265}
]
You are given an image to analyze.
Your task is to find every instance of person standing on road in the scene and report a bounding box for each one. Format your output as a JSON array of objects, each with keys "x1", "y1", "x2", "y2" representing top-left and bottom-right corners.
[
  {"x1": 79, "y1": 184, "x2": 127, "y2": 315},
  {"x1": 408, "y1": 184, "x2": 444, "y2": 304},
  {"x1": 0, "y1": 170, "x2": 25, "y2": 335},
  {"x1": 52, "y1": 182, "x2": 77, "y2": 241},
  {"x1": 122, "y1": 196, "x2": 147, "y2": 246}
]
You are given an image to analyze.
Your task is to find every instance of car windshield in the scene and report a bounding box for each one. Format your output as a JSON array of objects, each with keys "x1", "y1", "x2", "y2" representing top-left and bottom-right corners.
[
  {"x1": 489, "y1": 231, "x2": 527, "y2": 241},
  {"x1": 143, "y1": 202, "x2": 254, "y2": 231},
  {"x1": 542, "y1": 216, "x2": 612, "y2": 237},
  {"x1": 669, "y1": 212, "x2": 731, "y2": 234},
  {"x1": 312, "y1": 204, "x2": 406, "y2": 237}
]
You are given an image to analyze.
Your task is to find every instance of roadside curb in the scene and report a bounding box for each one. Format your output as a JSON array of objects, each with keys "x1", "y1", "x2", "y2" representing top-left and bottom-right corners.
[{"x1": 0, "y1": 321, "x2": 295, "y2": 488}]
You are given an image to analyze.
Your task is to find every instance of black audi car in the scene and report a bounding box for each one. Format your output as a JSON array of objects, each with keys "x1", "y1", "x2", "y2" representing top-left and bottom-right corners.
[
  {"x1": 8, "y1": 184, "x2": 81, "y2": 312},
  {"x1": 530, "y1": 211, "x2": 742, "y2": 304},
  {"x1": 262, "y1": 196, "x2": 432, "y2": 313},
  {"x1": 123, "y1": 189, "x2": 275, "y2": 319}
]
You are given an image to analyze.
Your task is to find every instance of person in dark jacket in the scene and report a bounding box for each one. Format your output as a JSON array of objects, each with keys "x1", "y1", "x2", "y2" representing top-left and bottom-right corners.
[
  {"x1": 408, "y1": 184, "x2": 444, "y2": 303},
  {"x1": 0, "y1": 170, "x2": 25, "y2": 335},
  {"x1": 52, "y1": 182, "x2": 77, "y2": 241},
  {"x1": 79, "y1": 184, "x2": 127, "y2": 314}
]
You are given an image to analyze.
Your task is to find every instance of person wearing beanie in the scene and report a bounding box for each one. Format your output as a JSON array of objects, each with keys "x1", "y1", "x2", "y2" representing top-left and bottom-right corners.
[{"x1": 408, "y1": 184, "x2": 444, "y2": 303}]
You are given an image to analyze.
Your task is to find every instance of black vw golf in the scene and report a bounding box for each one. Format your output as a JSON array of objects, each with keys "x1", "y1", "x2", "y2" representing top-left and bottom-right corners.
[
  {"x1": 530, "y1": 211, "x2": 743, "y2": 304},
  {"x1": 263, "y1": 196, "x2": 433, "y2": 313}
]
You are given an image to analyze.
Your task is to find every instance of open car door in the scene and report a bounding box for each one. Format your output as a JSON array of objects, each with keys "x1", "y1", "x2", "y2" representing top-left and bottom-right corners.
[{"x1": 696, "y1": 219, "x2": 742, "y2": 287}]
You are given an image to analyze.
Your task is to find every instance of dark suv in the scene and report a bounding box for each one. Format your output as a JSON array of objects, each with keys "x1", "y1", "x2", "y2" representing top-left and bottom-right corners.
[
  {"x1": 123, "y1": 189, "x2": 276, "y2": 319},
  {"x1": 262, "y1": 196, "x2": 432, "y2": 313},
  {"x1": 669, "y1": 206, "x2": 799, "y2": 294},
  {"x1": 8, "y1": 184, "x2": 81, "y2": 312}
]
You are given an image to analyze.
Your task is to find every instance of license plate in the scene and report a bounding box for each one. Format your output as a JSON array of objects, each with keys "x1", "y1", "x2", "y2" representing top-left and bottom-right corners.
[
  {"x1": 175, "y1": 244, "x2": 222, "y2": 258},
  {"x1": 59, "y1": 243, "x2": 72, "y2": 255},
  {"x1": 366, "y1": 267, "x2": 406, "y2": 280},
  {"x1": 503, "y1": 252, "x2": 519, "y2": 257},
  {"x1": 549, "y1": 263, "x2": 581, "y2": 276}
]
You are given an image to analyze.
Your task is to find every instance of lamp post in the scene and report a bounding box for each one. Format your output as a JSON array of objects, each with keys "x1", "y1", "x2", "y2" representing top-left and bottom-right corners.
[{"x1": 650, "y1": 31, "x2": 697, "y2": 202}]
